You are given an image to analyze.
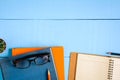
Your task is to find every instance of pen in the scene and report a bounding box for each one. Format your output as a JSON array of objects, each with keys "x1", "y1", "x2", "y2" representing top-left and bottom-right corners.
[
  {"x1": 107, "y1": 52, "x2": 120, "y2": 56},
  {"x1": 48, "y1": 69, "x2": 51, "y2": 80}
]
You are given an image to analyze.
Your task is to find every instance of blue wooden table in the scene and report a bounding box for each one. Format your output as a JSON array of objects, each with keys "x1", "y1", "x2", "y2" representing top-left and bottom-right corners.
[{"x1": 0, "y1": 0, "x2": 120, "y2": 80}]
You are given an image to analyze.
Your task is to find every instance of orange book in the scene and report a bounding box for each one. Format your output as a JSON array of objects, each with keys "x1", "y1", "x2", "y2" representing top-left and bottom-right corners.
[{"x1": 12, "y1": 46, "x2": 64, "y2": 80}]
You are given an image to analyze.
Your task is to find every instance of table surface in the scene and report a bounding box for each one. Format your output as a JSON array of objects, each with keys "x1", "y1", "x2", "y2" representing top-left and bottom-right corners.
[
  {"x1": 0, "y1": 25, "x2": 120, "y2": 80},
  {"x1": 0, "y1": 1, "x2": 120, "y2": 80}
]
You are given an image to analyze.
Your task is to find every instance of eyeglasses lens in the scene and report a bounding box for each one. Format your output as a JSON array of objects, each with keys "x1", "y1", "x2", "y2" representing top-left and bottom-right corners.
[
  {"x1": 35, "y1": 55, "x2": 49, "y2": 65},
  {"x1": 15, "y1": 60, "x2": 30, "y2": 69}
]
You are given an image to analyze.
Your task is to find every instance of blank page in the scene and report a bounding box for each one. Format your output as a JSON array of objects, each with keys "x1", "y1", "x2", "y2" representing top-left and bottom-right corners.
[
  {"x1": 75, "y1": 54, "x2": 109, "y2": 80},
  {"x1": 111, "y1": 58, "x2": 120, "y2": 80}
]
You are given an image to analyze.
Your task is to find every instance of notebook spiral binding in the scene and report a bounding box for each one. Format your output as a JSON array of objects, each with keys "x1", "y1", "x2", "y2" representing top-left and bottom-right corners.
[{"x1": 108, "y1": 59, "x2": 114, "y2": 80}]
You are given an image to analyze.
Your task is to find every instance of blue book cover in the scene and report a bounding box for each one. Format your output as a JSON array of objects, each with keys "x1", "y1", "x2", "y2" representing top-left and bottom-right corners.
[{"x1": 0, "y1": 48, "x2": 58, "y2": 80}]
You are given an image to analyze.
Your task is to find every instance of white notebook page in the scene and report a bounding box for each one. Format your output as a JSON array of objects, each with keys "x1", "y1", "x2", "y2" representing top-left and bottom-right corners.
[{"x1": 75, "y1": 54, "x2": 109, "y2": 80}]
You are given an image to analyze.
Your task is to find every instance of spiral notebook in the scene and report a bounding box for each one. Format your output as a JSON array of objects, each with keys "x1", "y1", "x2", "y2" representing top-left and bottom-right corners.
[{"x1": 69, "y1": 52, "x2": 120, "y2": 80}]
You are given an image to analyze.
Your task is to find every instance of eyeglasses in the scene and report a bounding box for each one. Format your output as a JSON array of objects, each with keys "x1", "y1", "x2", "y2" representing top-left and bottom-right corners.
[{"x1": 12, "y1": 54, "x2": 50, "y2": 69}]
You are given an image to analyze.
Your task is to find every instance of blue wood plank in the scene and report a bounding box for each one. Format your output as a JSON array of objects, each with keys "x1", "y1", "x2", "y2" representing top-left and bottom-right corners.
[
  {"x1": 64, "y1": 58, "x2": 70, "y2": 80},
  {"x1": 0, "y1": 21, "x2": 120, "y2": 57},
  {"x1": 0, "y1": 0, "x2": 120, "y2": 19}
]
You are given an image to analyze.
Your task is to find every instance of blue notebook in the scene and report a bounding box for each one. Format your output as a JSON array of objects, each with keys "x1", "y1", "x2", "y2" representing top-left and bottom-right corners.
[{"x1": 0, "y1": 48, "x2": 58, "y2": 80}]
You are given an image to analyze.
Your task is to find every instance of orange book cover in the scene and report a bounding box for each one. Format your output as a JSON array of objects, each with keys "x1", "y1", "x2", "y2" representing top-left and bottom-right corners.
[{"x1": 12, "y1": 46, "x2": 65, "y2": 80}]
